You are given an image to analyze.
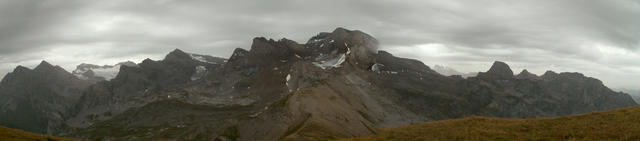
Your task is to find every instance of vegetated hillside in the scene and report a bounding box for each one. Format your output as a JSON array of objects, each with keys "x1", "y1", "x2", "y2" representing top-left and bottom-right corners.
[
  {"x1": 345, "y1": 106, "x2": 640, "y2": 141},
  {"x1": 0, "y1": 126, "x2": 76, "y2": 141}
]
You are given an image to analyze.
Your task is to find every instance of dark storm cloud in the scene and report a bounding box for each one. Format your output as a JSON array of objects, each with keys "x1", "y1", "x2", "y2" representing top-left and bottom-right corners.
[{"x1": 0, "y1": 0, "x2": 639, "y2": 88}]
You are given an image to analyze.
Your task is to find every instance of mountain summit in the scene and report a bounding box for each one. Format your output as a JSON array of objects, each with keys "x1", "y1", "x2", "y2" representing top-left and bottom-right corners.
[
  {"x1": 516, "y1": 69, "x2": 538, "y2": 79},
  {"x1": 0, "y1": 28, "x2": 635, "y2": 140},
  {"x1": 479, "y1": 61, "x2": 514, "y2": 79},
  {"x1": 0, "y1": 61, "x2": 90, "y2": 134}
]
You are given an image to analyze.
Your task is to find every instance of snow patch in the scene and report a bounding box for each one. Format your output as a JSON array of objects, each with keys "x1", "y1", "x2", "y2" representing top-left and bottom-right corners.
[
  {"x1": 380, "y1": 71, "x2": 398, "y2": 74},
  {"x1": 190, "y1": 66, "x2": 207, "y2": 81},
  {"x1": 74, "y1": 74, "x2": 89, "y2": 80},
  {"x1": 92, "y1": 66, "x2": 121, "y2": 80},
  {"x1": 189, "y1": 53, "x2": 217, "y2": 64},
  {"x1": 286, "y1": 73, "x2": 292, "y2": 91},
  {"x1": 286, "y1": 73, "x2": 294, "y2": 92},
  {"x1": 313, "y1": 53, "x2": 346, "y2": 69},
  {"x1": 371, "y1": 63, "x2": 384, "y2": 72},
  {"x1": 310, "y1": 38, "x2": 323, "y2": 43},
  {"x1": 73, "y1": 63, "x2": 128, "y2": 80}
]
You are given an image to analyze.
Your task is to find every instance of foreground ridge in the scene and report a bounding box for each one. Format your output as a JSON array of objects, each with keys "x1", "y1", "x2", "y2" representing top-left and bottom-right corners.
[
  {"x1": 345, "y1": 105, "x2": 640, "y2": 140},
  {"x1": 0, "y1": 126, "x2": 76, "y2": 141}
]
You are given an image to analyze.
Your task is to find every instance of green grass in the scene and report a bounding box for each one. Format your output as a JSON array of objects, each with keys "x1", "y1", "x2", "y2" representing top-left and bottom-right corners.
[
  {"x1": 343, "y1": 106, "x2": 640, "y2": 141},
  {"x1": 0, "y1": 126, "x2": 78, "y2": 141}
]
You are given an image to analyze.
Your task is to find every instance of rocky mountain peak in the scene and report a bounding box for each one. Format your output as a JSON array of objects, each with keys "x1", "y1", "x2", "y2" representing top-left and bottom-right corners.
[
  {"x1": 12, "y1": 65, "x2": 32, "y2": 74},
  {"x1": 142, "y1": 58, "x2": 154, "y2": 63},
  {"x1": 0, "y1": 61, "x2": 90, "y2": 134},
  {"x1": 1, "y1": 66, "x2": 32, "y2": 85},
  {"x1": 34, "y1": 60, "x2": 55, "y2": 71},
  {"x1": 229, "y1": 48, "x2": 249, "y2": 62},
  {"x1": 541, "y1": 70, "x2": 559, "y2": 80},
  {"x1": 516, "y1": 69, "x2": 538, "y2": 79},
  {"x1": 164, "y1": 49, "x2": 191, "y2": 61},
  {"x1": 481, "y1": 61, "x2": 514, "y2": 79},
  {"x1": 303, "y1": 27, "x2": 380, "y2": 70},
  {"x1": 248, "y1": 37, "x2": 295, "y2": 56},
  {"x1": 33, "y1": 61, "x2": 69, "y2": 75}
]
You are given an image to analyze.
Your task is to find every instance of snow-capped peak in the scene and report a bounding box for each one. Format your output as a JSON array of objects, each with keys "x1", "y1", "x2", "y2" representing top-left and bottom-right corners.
[
  {"x1": 312, "y1": 49, "x2": 348, "y2": 70},
  {"x1": 189, "y1": 53, "x2": 213, "y2": 64},
  {"x1": 72, "y1": 61, "x2": 137, "y2": 81},
  {"x1": 187, "y1": 53, "x2": 227, "y2": 64}
]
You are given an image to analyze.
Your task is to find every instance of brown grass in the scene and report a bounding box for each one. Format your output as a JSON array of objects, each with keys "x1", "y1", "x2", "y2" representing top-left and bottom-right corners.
[
  {"x1": 3, "y1": 106, "x2": 640, "y2": 141},
  {"x1": 343, "y1": 106, "x2": 640, "y2": 141},
  {"x1": 0, "y1": 126, "x2": 77, "y2": 141}
]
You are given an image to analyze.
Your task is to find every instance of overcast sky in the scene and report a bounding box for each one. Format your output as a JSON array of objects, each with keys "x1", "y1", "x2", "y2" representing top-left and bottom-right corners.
[{"x1": 0, "y1": 0, "x2": 639, "y2": 89}]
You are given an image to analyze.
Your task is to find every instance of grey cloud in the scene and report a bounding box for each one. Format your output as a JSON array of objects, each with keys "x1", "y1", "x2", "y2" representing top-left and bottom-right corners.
[
  {"x1": 0, "y1": 0, "x2": 639, "y2": 88},
  {"x1": 0, "y1": 0, "x2": 89, "y2": 55}
]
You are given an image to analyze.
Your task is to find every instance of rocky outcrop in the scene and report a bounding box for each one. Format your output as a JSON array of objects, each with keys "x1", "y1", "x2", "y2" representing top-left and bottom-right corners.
[{"x1": 64, "y1": 49, "x2": 227, "y2": 130}]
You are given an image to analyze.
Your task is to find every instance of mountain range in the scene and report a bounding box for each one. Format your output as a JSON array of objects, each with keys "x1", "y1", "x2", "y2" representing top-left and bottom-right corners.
[
  {"x1": 431, "y1": 65, "x2": 478, "y2": 78},
  {"x1": 0, "y1": 28, "x2": 636, "y2": 140}
]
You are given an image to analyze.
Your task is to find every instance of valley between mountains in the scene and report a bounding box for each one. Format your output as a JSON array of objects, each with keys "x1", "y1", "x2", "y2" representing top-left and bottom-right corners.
[{"x1": 0, "y1": 28, "x2": 636, "y2": 140}]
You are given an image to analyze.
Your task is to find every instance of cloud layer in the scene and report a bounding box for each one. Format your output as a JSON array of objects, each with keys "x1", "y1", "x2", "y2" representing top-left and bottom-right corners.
[{"x1": 0, "y1": 0, "x2": 639, "y2": 88}]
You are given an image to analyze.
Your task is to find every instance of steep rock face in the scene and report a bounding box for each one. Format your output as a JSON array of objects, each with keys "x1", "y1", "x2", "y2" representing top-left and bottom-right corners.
[
  {"x1": 373, "y1": 51, "x2": 508, "y2": 121},
  {"x1": 64, "y1": 28, "x2": 635, "y2": 141},
  {"x1": 1, "y1": 28, "x2": 636, "y2": 140},
  {"x1": 66, "y1": 38, "x2": 295, "y2": 140},
  {"x1": 64, "y1": 49, "x2": 227, "y2": 131},
  {"x1": 464, "y1": 65, "x2": 636, "y2": 118},
  {"x1": 538, "y1": 72, "x2": 636, "y2": 113},
  {"x1": 0, "y1": 61, "x2": 91, "y2": 134},
  {"x1": 477, "y1": 61, "x2": 514, "y2": 79},
  {"x1": 65, "y1": 28, "x2": 635, "y2": 141},
  {"x1": 67, "y1": 28, "x2": 402, "y2": 140}
]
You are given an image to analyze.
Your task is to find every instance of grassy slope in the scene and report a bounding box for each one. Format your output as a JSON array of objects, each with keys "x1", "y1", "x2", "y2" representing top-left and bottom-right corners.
[
  {"x1": 3, "y1": 106, "x2": 640, "y2": 141},
  {"x1": 0, "y1": 126, "x2": 76, "y2": 141},
  {"x1": 344, "y1": 106, "x2": 640, "y2": 141}
]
